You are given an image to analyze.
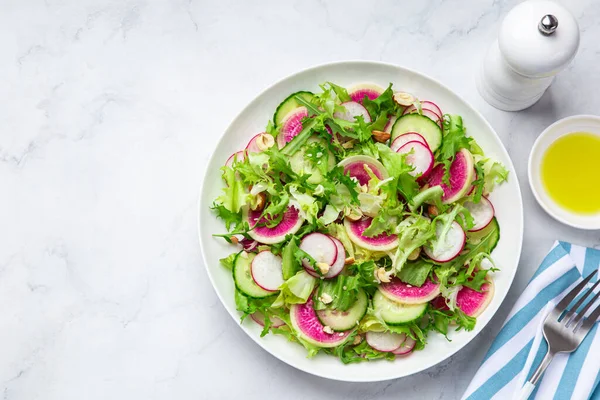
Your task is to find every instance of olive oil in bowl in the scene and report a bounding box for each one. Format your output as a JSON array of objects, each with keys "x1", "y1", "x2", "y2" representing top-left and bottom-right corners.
[{"x1": 540, "y1": 132, "x2": 600, "y2": 214}]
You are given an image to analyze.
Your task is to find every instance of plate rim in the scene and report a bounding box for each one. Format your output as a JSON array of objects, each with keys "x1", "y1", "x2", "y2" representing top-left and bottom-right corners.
[{"x1": 198, "y1": 60, "x2": 524, "y2": 382}]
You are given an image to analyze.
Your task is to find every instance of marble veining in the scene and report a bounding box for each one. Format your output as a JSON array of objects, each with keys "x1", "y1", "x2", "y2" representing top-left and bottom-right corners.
[{"x1": 1, "y1": 0, "x2": 599, "y2": 399}]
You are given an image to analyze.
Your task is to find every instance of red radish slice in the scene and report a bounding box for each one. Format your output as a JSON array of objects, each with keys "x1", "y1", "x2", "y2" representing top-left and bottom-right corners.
[
  {"x1": 304, "y1": 237, "x2": 345, "y2": 279},
  {"x1": 348, "y1": 83, "x2": 384, "y2": 104},
  {"x1": 245, "y1": 205, "x2": 304, "y2": 244},
  {"x1": 290, "y1": 299, "x2": 352, "y2": 347},
  {"x1": 251, "y1": 311, "x2": 285, "y2": 328},
  {"x1": 366, "y1": 331, "x2": 406, "y2": 352},
  {"x1": 344, "y1": 217, "x2": 399, "y2": 251},
  {"x1": 390, "y1": 132, "x2": 428, "y2": 152},
  {"x1": 423, "y1": 221, "x2": 466, "y2": 263},
  {"x1": 425, "y1": 149, "x2": 475, "y2": 204},
  {"x1": 240, "y1": 238, "x2": 259, "y2": 252},
  {"x1": 421, "y1": 109, "x2": 443, "y2": 128},
  {"x1": 397, "y1": 141, "x2": 434, "y2": 179},
  {"x1": 380, "y1": 278, "x2": 441, "y2": 304},
  {"x1": 250, "y1": 250, "x2": 284, "y2": 292},
  {"x1": 300, "y1": 233, "x2": 338, "y2": 271},
  {"x1": 456, "y1": 281, "x2": 495, "y2": 317},
  {"x1": 464, "y1": 197, "x2": 495, "y2": 232},
  {"x1": 338, "y1": 155, "x2": 389, "y2": 186},
  {"x1": 392, "y1": 336, "x2": 416, "y2": 355},
  {"x1": 422, "y1": 101, "x2": 442, "y2": 118},
  {"x1": 334, "y1": 101, "x2": 371, "y2": 123},
  {"x1": 246, "y1": 133, "x2": 265, "y2": 153},
  {"x1": 277, "y1": 107, "x2": 308, "y2": 149},
  {"x1": 225, "y1": 151, "x2": 246, "y2": 167},
  {"x1": 384, "y1": 115, "x2": 398, "y2": 133}
]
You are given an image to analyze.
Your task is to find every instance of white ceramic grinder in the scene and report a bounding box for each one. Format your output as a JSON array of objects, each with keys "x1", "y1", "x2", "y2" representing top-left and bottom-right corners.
[{"x1": 477, "y1": 0, "x2": 580, "y2": 111}]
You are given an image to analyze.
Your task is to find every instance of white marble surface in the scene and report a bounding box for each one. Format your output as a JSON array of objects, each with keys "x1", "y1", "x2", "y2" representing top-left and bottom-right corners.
[{"x1": 1, "y1": 0, "x2": 599, "y2": 399}]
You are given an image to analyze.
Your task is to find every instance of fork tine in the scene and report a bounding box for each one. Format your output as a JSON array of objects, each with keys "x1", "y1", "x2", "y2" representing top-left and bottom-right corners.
[
  {"x1": 563, "y1": 279, "x2": 600, "y2": 326},
  {"x1": 572, "y1": 289, "x2": 600, "y2": 329},
  {"x1": 555, "y1": 271, "x2": 597, "y2": 313},
  {"x1": 580, "y1": 295, "x2": 600, "y2": 332}
]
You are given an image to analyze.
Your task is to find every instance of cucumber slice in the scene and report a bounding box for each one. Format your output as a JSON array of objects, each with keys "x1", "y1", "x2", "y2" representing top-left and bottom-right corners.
[
  {"x1": 274, "y1": 91, "x2": 314, "y2": 127},
  {"x1": 316, "y1": 290, "x2": 368, "y2": 331},
  {"x1": 391, "y1": 114, "x2": 443, "y2": 152},
  {"x1": 233, "y1": 252, "x2": 273, "y2": 298},
  {"x1": 467, "y1": 217, "x2": 500, "y2": 253},
  {"x1": 373, "y1": 289, "x2": 427, "y2": 325},
  {"x1": 289, "y1": 136, "x2": 335, "y2": 184}
]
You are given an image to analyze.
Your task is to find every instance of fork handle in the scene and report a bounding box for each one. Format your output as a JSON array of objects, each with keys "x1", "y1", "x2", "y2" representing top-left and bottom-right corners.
[{"x1": 515, "y1": 351, "x2": 555, "y2": 400}]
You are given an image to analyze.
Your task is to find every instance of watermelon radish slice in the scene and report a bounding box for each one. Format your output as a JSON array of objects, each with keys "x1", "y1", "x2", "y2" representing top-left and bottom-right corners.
[
  {"x1": 306, "y1": 237, "x2": 347, "y2": 279},
  {"x1": 384, "y1": 115, "x2": 398, "y2": 133},
  {"x1": 244, "y1": 204, "x2": 304, "y2": 244},
  {"x1": 464, "y1": 197, "x2": 495, "y2": 232},
  {"x1": 348, "y1": 83, "x2": 384, "y2": 104},
  {"x1": 289, "y1": 299, "x2": 352, "y2": 347},
  {"x1": 333, "y1": 101, "x2": 371, "y2": 123},
  {"x1": 423, "y1": 221, "x2": 466, "y2": 263},
  {"x1": 246, "y1": 133, "x2": 266, "y2": 154},
  {"x1": 366, "y1": 331, "x2": 406, "y2": 352},
  {"x1": 338, "y1": 155, "x2": 389, "y2": 186},
  {"x1": 456, "y1": 281, "x2": 495, "y2": 318},
  {"x1": 425, "y1": 149, "x2": 475, "y2": 204},
  {"x1": 397, "y1": 141, "x2": 434, "y2": 179},
  {"x1": 250, "y1": 250, "x2": 284, "y2": 292},
  {"x1": 390, "y1": 132, "x2": 428, "y2": 152},
  {"x1": 277, "y1": 107, "x2": 308, "y2": 149},
  {"x1": 225, "y1": 151, "x2": 246, "y2": 167},
  {"x1": 251, "y1": 311, "x2": 285, "y2": 328},
  {"x1": 300, "y1": 233, "x2": 338, "y2": 271},
  {"x1": 380, "y1": 278, "x2": 441, "y2": 304},
  {"x1": 344, "y1": 217, "x2": 399, "y2": 251},
  {"x1": 392, "y1": 336, "x2": 416, "y2": 355}
]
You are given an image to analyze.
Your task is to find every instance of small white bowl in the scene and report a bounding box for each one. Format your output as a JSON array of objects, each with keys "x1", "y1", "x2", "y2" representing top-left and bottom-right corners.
[{"x1": 528, "y1": 115, "x2": 600, "y2": 230}]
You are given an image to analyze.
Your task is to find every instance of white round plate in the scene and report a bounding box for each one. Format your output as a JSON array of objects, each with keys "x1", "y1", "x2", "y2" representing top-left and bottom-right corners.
[
  {"x1": 528, "y1": 115, "x2": 600, "y2": 230},
  {"x1": 198, "y1": 61, "x2": 523, "y2": 382}
]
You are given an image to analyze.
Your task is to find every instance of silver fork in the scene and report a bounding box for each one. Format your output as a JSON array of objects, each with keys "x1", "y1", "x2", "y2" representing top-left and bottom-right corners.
[{"x1": 517, "y1": 270, "x2": 600, "y2": 400}]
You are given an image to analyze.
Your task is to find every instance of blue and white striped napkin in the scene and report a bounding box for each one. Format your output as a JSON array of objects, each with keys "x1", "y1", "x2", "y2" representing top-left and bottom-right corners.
[{"x1": 463, "y1": 241, "x2": 600, "y2": 400}]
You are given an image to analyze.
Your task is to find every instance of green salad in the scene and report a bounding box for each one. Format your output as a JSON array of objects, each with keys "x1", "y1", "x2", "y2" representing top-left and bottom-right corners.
[{"x1": 212, "y1": 82, "x2": 509, "y2": 362}]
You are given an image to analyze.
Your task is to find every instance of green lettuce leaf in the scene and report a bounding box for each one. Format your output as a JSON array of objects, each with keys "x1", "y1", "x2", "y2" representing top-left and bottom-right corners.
[
  {"x1": 397, "y1": 259, "x2": 434, "y2": 287},
  {"x1": 437, "y1": 115, "x2": 473, "y2": 185},
  {"x1": 219, "y1": 252, "x2": 239, "y2": 271},
  {"x1": 272, "y1": 270, "x2": 317, "y2": 308}
]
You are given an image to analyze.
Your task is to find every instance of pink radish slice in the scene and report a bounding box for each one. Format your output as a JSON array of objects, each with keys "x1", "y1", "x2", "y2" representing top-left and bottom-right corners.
[
  {"x1": 366, "y1": 331, "x2": 406, "y2": 352},
  {"x1": 392, "y1": 336, "x2": 416, "y2": 355},
  {"x1": 251, "y1": 311, "x2": 285, "y2": 328},
  {"x1": 251, "y1": 250, "x2": 284, "y2": 292},
  {"x1": 334, "y1": 101, "x2": 371, "y2": 123},
  {"x1": 344, "y1": 217, "x2": 399, "y2": 252},
  {"x1": 384, "y1": 115, "x2": 398, "y2": 133},
  {"x1": 246, "y1": 205, "x2": 304, "y2": 244},
  {"x1": 390, "y1": 132, "x2": 428, "y2": 152},
  {"x1": 225, "y1": 151, "x2": 246, "y2": 167},
  {"x1": 468, "y1": 169, "x2": 477, "y2": 195},
  {"x1": 300, "y1": 233, "x2": 338, "y2": 271},
  {"x1": 456, "y1": 281, "x2": 495, "y2": 317},
  {"x1": 277, "y1": 107, "x2": 308, "y2": 149},
  {"x1": 423, "y1": 221, "x2": 466, "y2": 263},
  {"x1": 304, "y1": 237, "x2": 344, "y2": 279},
  {"x1": 421, "y1": 109, "x2": 443, "y2": 128},
  {"x1": 425, "y1": 149, "x2": 475, "y2": 204},
  {"x1": 397, "y1": 141, "x2": 434, "y2": 179},
  {"x1": 464, "y1": 197, "x2": 495, "y2": 232},
  {"x1": 380, "y1": 278, "x2": 441, "y2": 304},
  {"x1": 290, "y1": 299, "x2": 352, "y2": 347},
  {"x1": 246, "y1": 133, "x2": 265, "y2": 154}
]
